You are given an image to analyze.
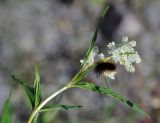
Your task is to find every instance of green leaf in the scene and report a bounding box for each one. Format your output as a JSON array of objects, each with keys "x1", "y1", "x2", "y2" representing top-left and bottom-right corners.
[
  {"x1": 71, "y1": 7, "x2": 109, "y2": 84},
  {"x1": 40, "y1": 104, "x2": 83, "y2": 112},
  {"x1": 11, "y1": 75, "x2": 35, "y2": 109},
  {"x1": 2, "y1": 92, "x2": 12, "y2": 123},
  {"x1": 73, "y1": 82, "x2": 149, "y2": 118},
  {"x1": 11, "y1": 65, "x2": 42, "y2": 110},
  {"x1": 83, "y1": 6, "x2": 109, "y2": 64},
  {"x1": 101, "y1": 6, "x2": 109, "y2": 18},
  {"x1": 34, "y1": 65, "x2": 42, "y2": 108},
  {"x1": 84, "y1": 26, "x2": 98, "y2": 61}
]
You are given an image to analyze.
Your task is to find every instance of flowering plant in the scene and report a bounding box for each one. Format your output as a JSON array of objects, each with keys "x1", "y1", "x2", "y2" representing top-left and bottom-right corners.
[
  {"x1": 1, "y1": 7, "x2": 149, "y2": 123},
  {"x1": 80, "y1": 36, "x2": 142, "y2": 81}
]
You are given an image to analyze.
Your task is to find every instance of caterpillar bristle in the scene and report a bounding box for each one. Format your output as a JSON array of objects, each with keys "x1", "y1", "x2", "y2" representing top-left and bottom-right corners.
[{"x1": 94, "y1": 61, "x2": 116, "y2": 75}]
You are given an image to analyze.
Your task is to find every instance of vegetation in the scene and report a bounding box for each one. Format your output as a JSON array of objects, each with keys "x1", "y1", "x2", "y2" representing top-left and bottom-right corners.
[{"x1": 1, "y1": 6, "x2": 149, "y2": 123}]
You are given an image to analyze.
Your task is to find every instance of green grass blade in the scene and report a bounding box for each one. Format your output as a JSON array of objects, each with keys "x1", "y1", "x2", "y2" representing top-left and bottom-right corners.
[
  {"x1": 2, "y1": 92, "x2": 12, "y2": 123},
  {"x1": 40, "y1": 104, "x2": 83, "y2": 112},
  {"x1": 74, "y1": 82, "x2": 149, "y2": 118},
  {"x1": 12, "y1": 75, "x2": 35, "y2": 109},
  {"x1": 34, "y1": 65, "x2": 42, "y2": 108}
]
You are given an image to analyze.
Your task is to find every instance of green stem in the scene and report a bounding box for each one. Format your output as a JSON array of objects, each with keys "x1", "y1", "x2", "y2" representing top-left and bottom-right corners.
[
  {"x1": 70, "y1": 57, "x2": 112, "y2": 84},
  {"x1": 28, "y1": 57, "x2": 112, "y2": 123},
  {"x1": 27, "y1": 86, "x2": 68, "y2": 123}
]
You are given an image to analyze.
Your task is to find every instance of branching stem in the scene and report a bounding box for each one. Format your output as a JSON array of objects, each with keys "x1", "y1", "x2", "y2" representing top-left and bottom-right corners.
[{"x1": 27, "y1": 86, "x2": 68, "y2": 123}]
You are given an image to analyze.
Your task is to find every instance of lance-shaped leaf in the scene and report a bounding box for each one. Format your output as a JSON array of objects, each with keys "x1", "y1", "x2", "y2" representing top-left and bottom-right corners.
[
  {"x1": 40, "y1": 104, "x2": 83, "y2": 112},
  {"x1": 12, "y1": 75, "x2": 35, "y2": 109},
  {"x1": 34, "y1": 65, "x2": 42, "y2": 108},
  {"x1": 73, "y1": 82, "x2": 149, "y2": 118},
  {"x1": 2, "y1": 92, "x2": 12, "y2": 123},
  {"x1": 71, "y1": 7, "x2": 109, "y2": 84},
  {"x1": 83, "y1": 6, "x2": 109, "y2": 64}
]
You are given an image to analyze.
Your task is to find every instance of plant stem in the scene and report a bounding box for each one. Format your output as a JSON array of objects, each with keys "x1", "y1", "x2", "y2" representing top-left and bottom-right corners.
[
  {"x1": 27, "y1": 86, "x2": 68, "y2": 123},
  {"x1": 70, "y1": 57, "x2": 112, "y2": 84},
  {"x1": 28, "y1": 57, "x2": 112, "y2": 123}
]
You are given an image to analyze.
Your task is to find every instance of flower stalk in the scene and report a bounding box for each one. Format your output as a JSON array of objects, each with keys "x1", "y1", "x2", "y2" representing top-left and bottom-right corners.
[{"x1": 27, "y1": 86, "x2": 68, "y2": 123}]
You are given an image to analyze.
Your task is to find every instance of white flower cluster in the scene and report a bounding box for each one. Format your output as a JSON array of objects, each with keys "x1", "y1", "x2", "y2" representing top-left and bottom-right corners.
[
  {"x1": 107, "y1": 36, "x2": 141, "y2": 72},
  {"x1": 80, "y1": 46, "x2": 105, "y2": 65},
  {"x1": 80, "y1": 46, "x2": 116, "y2": 80}
]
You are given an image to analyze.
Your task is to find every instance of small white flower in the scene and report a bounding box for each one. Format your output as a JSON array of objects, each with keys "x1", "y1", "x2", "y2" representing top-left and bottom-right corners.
[
  {"x1": 107, "y1": 36, "x2": 141, "y2": 72},
  {"x1": 122, "y1": 36, "x2": 128, "y2": 42},
  {"x1": 80, "y1": 59, "x2": 85, "y2": 65},
  {"x1": 125, "y1": 63, "x2": 135, "y2": 72},
  {"x1": 80, "y1": 46, "x2": 107, "y2": 66},
  {"x1": 107, "y1": 42, "x2": 115, "y2": 48},
  {"x1": 98, "y1": 53, "x2": 105, "y2": 59},
  {"x1": 87, "y1": 46, "x2": 98, "y2": 65},
  {"x1": 129, "y1": 41, "x2": 136, "y2": 47},
  {"x1": 107, "y1": 42, "x2": 116, "y2": 54},
  {"x1": 80, "y1": 46, "x2": 100, "y2": 65}
]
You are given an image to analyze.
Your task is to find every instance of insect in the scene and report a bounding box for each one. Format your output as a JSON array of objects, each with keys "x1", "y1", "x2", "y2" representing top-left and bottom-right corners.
[{"x1": 94, "y1": 61, "x2": 116, "y2": 87}]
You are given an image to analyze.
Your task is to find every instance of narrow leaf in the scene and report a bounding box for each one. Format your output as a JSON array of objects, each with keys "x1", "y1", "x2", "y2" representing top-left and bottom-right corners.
[
  {"x1": 12, "y1": 75, "x2": 35, "y2": 109},
  {"x1": 84, "y1": 6, "x2": 109, "y2": 63},
  {"x1": 74, "y1": 82, "x2": 149, "y2": 118},
  {"x1": 40, "y1": 104, "x2": 83, "y2": 112},
  {"x1": 34, "y1": 65, "x2": 42, "y2": 107},
  {"x1": 2, "y1": 92, "x2": 12, "y2": 123},
  {"x1": 84, "y1": 27, "x2": 98, "y2": 61},
  {"x1": 101, "y1": 6, "x2": 109, "y2": 18}
]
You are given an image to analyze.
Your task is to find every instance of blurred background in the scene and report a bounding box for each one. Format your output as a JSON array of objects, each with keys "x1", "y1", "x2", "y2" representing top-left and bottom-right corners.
[{"x1": 0, "y1": 0, "x2": 160, "y2": 123}]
